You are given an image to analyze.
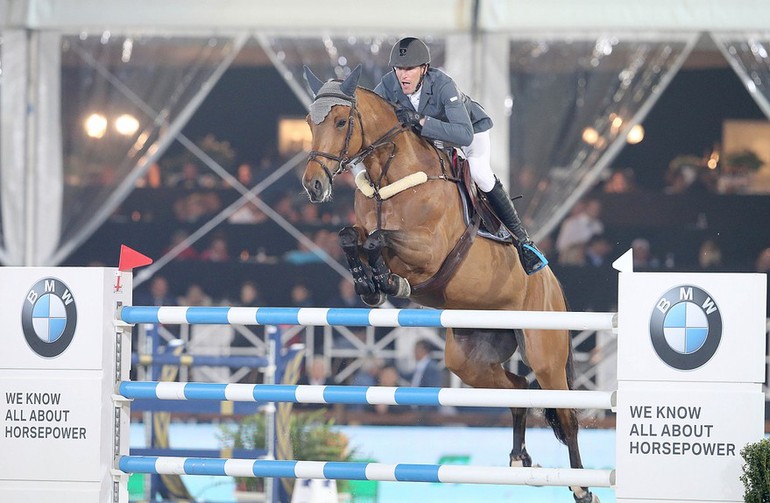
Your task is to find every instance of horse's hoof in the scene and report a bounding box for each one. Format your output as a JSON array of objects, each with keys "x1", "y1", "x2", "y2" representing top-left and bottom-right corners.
[
  {"x1": 509, "y1": 459, "x2": 539, "y2": 468},
  {"x1": 361, "y1": 292, "x2": 386, "y2": 306},
  {"x1": 354, "y1": 279, "x2": 377, "y2": 296},
  {"x1": 509, "y1": 452, "x2": 533, "y2": 468},
  {"x1": 572, "y1": 489, "x2": 597, "y2": 503},
  {"x1": 391, "y1": 275, "x2": 411, "y2": 298}
]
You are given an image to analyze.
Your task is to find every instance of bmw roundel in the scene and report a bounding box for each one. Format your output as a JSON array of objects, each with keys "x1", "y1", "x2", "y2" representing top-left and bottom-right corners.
[
  {"x1": 21, "y1": 278, "x2": 78, "y2": 358},
  {"x1": 649, "y1": 285, "x2": 722, "y2": 370}
]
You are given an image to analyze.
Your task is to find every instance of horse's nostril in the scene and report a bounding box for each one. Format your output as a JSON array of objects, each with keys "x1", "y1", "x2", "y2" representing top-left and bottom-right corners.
[{"x1": 313, "y1": 179, "x2": 325, "y2": 198}]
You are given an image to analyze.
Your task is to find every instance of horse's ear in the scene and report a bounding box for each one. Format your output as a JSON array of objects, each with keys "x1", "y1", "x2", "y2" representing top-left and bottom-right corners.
[
  {"x1": 303, "y1": 66, "x2": 325, "y2": 96},
  {"x1": 340, "y1": 64, "x2": 362, "y2": 97}
]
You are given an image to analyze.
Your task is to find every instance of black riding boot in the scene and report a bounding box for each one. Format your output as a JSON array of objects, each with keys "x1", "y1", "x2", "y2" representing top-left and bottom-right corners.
[{"x1": 485, "y1": 177, "x2": 548, "y2": 275}]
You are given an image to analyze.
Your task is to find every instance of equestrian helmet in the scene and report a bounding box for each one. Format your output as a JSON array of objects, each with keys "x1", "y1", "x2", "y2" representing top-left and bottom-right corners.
[{"x1": 388, "y1": 37, "x2": 431, "y2": 68}]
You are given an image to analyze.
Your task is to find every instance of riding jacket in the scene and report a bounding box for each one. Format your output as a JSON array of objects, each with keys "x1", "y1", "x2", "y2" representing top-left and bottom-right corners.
[{"x1": 374, "y1": 67, "x2": 493, "y2": 148}]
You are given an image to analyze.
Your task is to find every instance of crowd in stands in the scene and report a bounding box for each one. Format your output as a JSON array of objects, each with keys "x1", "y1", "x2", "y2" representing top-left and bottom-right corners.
[{"x1": 92, "y1": 143, "x2": 770, "y2": 423}]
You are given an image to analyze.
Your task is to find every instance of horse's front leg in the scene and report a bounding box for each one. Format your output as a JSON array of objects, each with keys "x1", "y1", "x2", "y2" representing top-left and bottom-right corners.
[
  {"x1": 363, "y1": 230, "x2": 411, "y2": 298},
  {"x1": 338, "y1": 226, "x2": 385, "y2": 306}
]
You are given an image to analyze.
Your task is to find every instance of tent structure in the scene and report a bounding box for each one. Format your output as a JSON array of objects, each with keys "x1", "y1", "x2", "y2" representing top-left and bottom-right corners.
[{"x1": 2, "y1": 0, "x2": 770, "y2": 282}]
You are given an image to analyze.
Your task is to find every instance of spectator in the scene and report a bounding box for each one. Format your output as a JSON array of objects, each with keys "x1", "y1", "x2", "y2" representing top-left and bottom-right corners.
[
  {"x1": 135, "y1": 275, "x2": 176, "y2": 306},
  {"x1": 313, "y1": 229, "x2": 344, "y2": 262},
  {"x1": 173, "y1": 192, "x2": 209, "y2": 224},
  {"x1": 555, "y1": 198, "x2": 604, "y2": 266},
  {"x1": 326, "y1": 278, "x2": 368, "y2": 309},
  {"x1": 228, "y1": 201, "x2": 267, "y2": 224},
  {"x1": 298, "y1": 356, "x2": 331, "y2": 386},
  {"x1": 584, "y1": 234, "x2": 614, "y2": 268},
  {"x1": 755, "y1": 247, "x2": 770, "y2": 273},
  {"x1": 283, "y1": 234, "x2": 325, "y2": 265},
  {"x1": 603, "y1": 169, "x2": 635, "y2": 193},
  {"x1": 170, "y1": 161, "x2": 207, "y2": 190},
  {"x1": 137, "y1": 162, "x2": 162, "y2": 188},
  {"x1": 200, "y1": 234, "x2": 230, "y2": 262},
  {"x1": 163, "y1": 229, "x2": 200, "y2": 261},
  {"x1": 290, "y1": 282, "x2": 315, "y2": 307},
  {"x1": 273, "y1": 193, "x2": 301, "y2": 223},
  {"x1": 236, "y1": 280, "x2": 266, "y2": 307},
  {"x1": 236, "y1": 162, "x2": 255, "y2": 187},
  {"x1": 200, "y1": 191, "x2": 223, "y2": 218},
  {"x1": 631, "y1": 238, "x2": 660, "y2": 270},
  {"x1": 350, "y1": 357, "x2": 384, "y2": 388},
  {"x1": 410, "y1": 340, "x2": 442, "y2": 388},
  {"x1": 299, "y1": 202, "x2": 322, "y2": 225},
  {"x1": 348, "y1": 357, "x2": 385, "y2": 411},
  {"x1": 132, "y1": 275, "x2": 178, "y2": 366},
  {"x1": 697, "y1": 239, "x2": 723, "y2": 271},
  {"x1": 373, "y1": 366, "x2": 405, "y2": 415},
  {"x1": 178, "y1": 283, "x2": 213, "y2": 307},
  {"x1": 296, "y1": 356, "x2": 332, "y2": 410},
  {"x1": 230, "y1": 281, "x2": 266, "y2": 384},
  {"x1": 178, "y1": 284, "x2": 233, "y2": 382}
]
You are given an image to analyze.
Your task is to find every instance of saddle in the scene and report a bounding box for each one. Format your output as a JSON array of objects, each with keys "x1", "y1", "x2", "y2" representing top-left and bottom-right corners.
[{"x1": 450, "y1": 150, "x2": 513, "y2": 244}]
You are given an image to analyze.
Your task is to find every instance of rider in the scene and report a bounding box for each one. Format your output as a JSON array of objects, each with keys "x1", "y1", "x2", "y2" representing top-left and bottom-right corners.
[{"x1": 374, "y1": 37, "x2": 548, "y2": 275}]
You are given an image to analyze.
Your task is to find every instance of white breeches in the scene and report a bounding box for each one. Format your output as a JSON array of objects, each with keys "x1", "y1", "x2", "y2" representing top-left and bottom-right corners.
[{"x1": 461, "y1": 130, "x2": 496, "y2": 193}]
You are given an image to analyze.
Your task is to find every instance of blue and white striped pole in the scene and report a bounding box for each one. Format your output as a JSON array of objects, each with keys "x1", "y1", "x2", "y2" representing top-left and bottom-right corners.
[
  {"x1": 119, "y1": 306, "x2": 616, "y2": 331},
  {"x1": 118, "y1": 456, "x2": 615, "y2": 488},
  {"x1": 132, "y1": 354, "x2": 269, "y2": 368},
  {"x1": 119, "y1": 382, "x2": 615, "y2": 410}
]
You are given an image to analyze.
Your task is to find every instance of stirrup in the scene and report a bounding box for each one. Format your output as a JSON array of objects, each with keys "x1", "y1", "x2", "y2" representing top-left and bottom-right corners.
[{"x1": 517, "y1": 241, "x2": 548, "y2": 275}]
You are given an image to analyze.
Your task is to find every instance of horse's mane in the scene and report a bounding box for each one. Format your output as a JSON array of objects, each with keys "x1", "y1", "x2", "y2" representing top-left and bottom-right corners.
[{"x1": 355, "y1": 86, "x2": 398, "y2": 113}]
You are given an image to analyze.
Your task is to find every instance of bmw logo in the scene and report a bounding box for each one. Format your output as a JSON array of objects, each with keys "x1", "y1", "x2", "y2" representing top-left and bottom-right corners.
[
  {"x1": 21, "y1": 278, "x2": 78, "y2": 358},
  {"x1": 649, "y1": 285, "x2": 722, "y2": 370}
]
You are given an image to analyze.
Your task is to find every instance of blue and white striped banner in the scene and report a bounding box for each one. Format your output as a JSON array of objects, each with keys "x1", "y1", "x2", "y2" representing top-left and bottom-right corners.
[
  {"x1": 119, "y1": 382, "x2": 615, "y2": 410},
  {"x1": 119, "y1": 306, "x2": 616, "y2": 331},
  {"x1": 118, "y1": 456, "x2": 615, "y2": 487}
]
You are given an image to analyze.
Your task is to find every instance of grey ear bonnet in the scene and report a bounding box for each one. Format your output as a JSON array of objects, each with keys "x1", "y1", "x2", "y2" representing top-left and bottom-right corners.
[
  {"x1": 304, "y1": 65, "x2": 362, "y2": 124},
  {"x1": 308, "y1": 81, "x2": 353, "y2": 124}
]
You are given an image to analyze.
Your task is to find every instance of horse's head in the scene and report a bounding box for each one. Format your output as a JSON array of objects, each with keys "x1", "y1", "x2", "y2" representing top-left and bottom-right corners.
[{"x1": 302, "y1": 65, "x2": 364, "y2": 203}]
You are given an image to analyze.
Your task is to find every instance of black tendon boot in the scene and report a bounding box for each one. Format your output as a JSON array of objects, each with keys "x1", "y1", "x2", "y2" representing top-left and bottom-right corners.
[{"x1": 485, "y1": 177, "x2": 548, "y2": 275}]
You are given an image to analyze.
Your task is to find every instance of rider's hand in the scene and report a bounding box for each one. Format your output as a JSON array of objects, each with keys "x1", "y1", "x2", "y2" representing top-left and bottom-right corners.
[{"x1": 396, "y1": 107, "x2": 423, "y2": 131}]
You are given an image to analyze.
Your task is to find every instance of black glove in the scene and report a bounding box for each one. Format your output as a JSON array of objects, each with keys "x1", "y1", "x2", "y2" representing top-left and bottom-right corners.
[{"x1": 396, "y1": 107, "x2": 423, "y2": 131}]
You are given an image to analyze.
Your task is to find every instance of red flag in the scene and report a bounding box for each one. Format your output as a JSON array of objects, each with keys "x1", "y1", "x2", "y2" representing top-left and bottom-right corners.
[{"x1": 118, "y1": 245, "x2": 153, "y2": 271}]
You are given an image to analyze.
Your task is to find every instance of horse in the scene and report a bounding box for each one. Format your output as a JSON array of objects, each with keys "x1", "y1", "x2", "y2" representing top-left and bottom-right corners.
[{"x1": 300, "y1": 65, "x2": 599, "y2": 503}]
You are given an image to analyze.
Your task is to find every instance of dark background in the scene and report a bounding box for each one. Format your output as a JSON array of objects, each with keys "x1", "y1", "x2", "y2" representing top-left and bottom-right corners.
[{"x1": 179, "y1": 65, "x2": 766, "y2": 191}]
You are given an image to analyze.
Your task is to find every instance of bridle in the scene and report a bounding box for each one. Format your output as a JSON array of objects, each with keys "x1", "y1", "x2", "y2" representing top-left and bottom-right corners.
[{"x1": 307, "y1": 90, "x2": 407, "y2": 190}]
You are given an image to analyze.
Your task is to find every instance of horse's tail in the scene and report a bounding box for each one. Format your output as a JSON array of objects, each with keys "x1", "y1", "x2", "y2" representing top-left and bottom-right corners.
[{"x1": 544, "y1": 288, "x2": 578, "y2": 446}]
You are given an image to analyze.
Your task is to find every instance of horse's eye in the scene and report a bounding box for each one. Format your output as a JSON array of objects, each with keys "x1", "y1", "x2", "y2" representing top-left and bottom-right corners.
[{"x1": 335, "y1": 118, "x2": 347, "y2": 128}]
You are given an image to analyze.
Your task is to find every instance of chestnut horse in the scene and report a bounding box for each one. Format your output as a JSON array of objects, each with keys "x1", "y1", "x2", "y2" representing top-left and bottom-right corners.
[{"x1": 301, "y1": 66, "x2": 598, "y2": 503}]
